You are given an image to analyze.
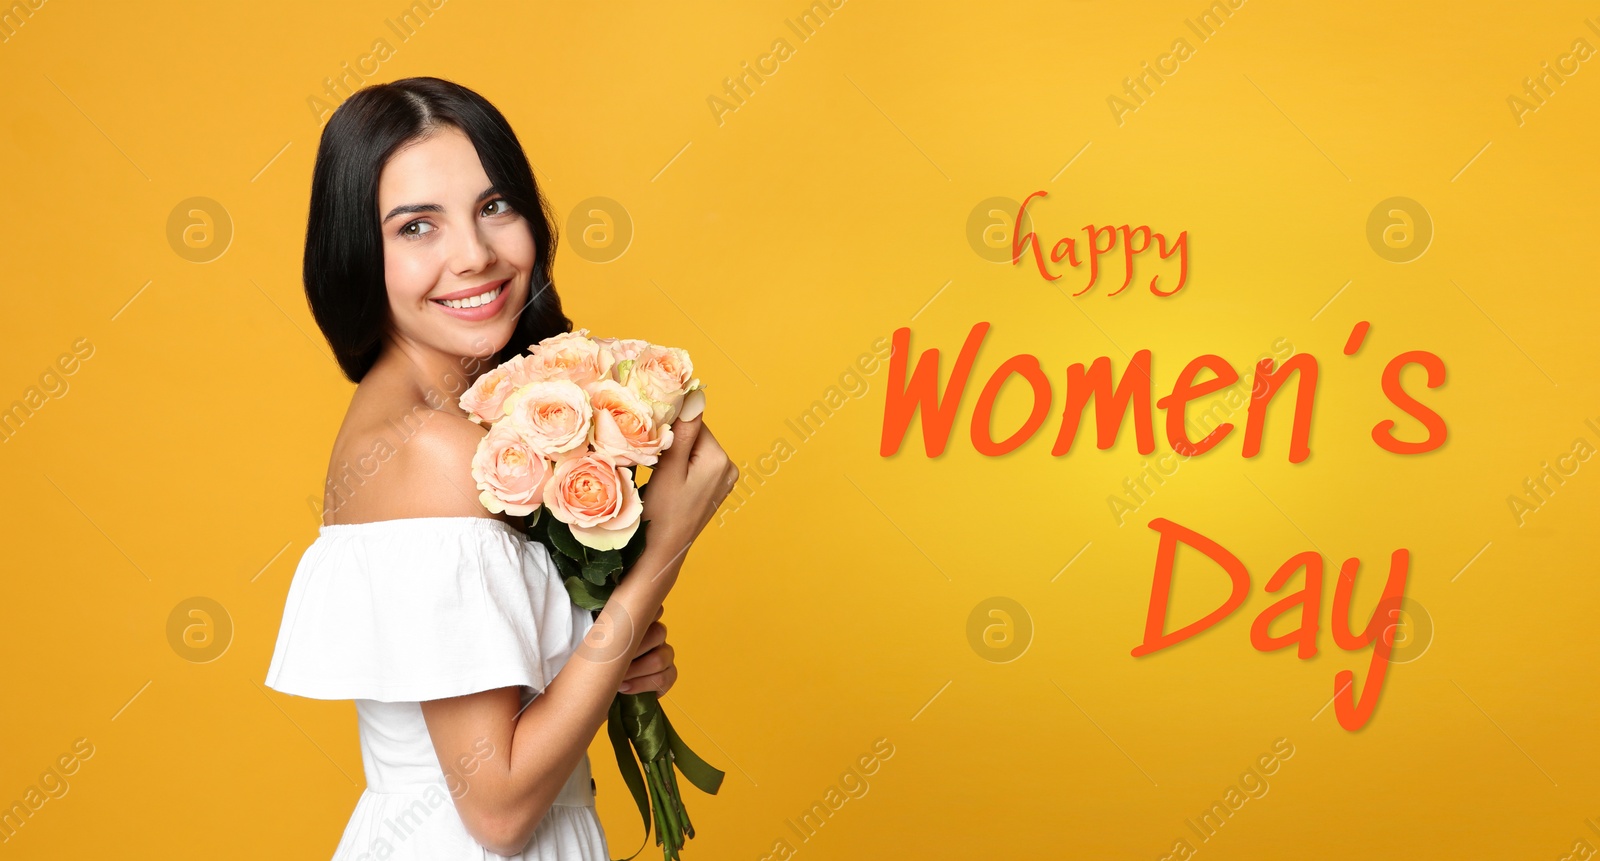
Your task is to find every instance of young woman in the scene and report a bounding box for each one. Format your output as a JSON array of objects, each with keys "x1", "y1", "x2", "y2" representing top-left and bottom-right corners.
[{"x1": 264, "y1": 76, "x2": 737, "y2": 859}]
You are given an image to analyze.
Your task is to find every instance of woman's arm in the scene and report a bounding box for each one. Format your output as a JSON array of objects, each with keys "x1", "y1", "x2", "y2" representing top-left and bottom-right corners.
[
  {"x1": 423, "y1": 541, "x2": 682, "y2": 853},
  {"x1": 406, "y1": 408, "x2": 734, "y2": 856}
]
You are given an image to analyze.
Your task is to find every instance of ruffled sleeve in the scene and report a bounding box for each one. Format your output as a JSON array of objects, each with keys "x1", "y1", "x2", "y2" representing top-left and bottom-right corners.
[{"x1": 264, "y1": 517, "x2": 595, "y2": 703}]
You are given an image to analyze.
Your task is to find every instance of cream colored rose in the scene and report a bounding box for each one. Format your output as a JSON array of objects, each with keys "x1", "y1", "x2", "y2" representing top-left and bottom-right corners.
[
  {"x1": 504, "y1": 379, "x2": 592, "y2": 460},
  {"x1": 627, "y1": 344, "x2": 700, "y2": 426},
  {"x1": 471, "y1": 424, "x2": 553, "y2": 517},
  {"x1": 520, "y1": 328, "x2": 615, "y2": 388},
  {"x1": 542, "y1": 452, "x2": 643, "y2": 551},
  {"x1": 587, "y1": 379, "x2": 673, "y2": 467}
]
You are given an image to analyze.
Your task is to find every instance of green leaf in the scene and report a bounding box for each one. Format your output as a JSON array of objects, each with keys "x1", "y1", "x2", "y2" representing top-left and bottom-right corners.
[
  {"x1": 546, "y1": 518, "x2": 588, "y2": 562},
  {"x1": 666, "y1": 716, "x2": 726, "y2": 796},
  {"x1": 582, "y1": 549, "x2": 623, "y2": 586},
  {"x1": 525, "y1": 508, "x2": 551, "y2": 542},
  {"x1": 563, "y1": 575, "x2": 609, "y2": 611},
  {"x1": 606, "y1": 697, "x2": 653, "y2": 860},
  {"x1": 548, "y1": 547, "x2": 581, "y2": 581}
]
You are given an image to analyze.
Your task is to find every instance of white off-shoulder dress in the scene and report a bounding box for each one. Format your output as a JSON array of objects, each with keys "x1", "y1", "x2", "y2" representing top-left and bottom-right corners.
[{"x1": 264, "y1": 516, "x2": 610, "y2": 860}]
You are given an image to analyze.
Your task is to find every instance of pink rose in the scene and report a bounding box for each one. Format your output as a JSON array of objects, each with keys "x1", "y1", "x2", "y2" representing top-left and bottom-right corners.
[
  {"x1": 505, "y1": 379, "x2": 592, "y2": 460},
  {"x1": 626, "y1": 344, "x2": 700, "y2": 426},
  {"x1": 459, "y1": 355, "x2": 531, "y2": 425},
  {"x1": 542, "y1": 452, "x2": 643, "y2": 550},
  {"x1": 521, "y1": 329, "x2": 614, "y2": 387},
  {"x1": 471, "y1": 424, "x2": 553, "y2": 516},
  {"x1": 587, "y1": 379, "x2": 673, "y2": 467}
]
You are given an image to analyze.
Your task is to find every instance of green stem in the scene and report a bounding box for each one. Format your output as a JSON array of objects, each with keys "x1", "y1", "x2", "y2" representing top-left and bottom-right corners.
[
  {"x1": 652, "y1": 759, "x2": 684, "y2": 857},
  {"x1": 651, "y1": 760, "x2": 681, "y2": 860},
  {"x1": 657, "y1": 756, "x2": 688, "y2": 838},
  {"x1": 668, "y1": 765, "x2": 694, "y2": 839},
  {"x1": 646, "y1": 759, "x2": 668, "y2": 850}
]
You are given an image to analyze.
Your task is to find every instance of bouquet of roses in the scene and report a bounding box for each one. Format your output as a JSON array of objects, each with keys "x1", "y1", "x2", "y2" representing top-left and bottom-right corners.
[{"x1": 458, "y1": 328, "x2": 721, "y2": 861}]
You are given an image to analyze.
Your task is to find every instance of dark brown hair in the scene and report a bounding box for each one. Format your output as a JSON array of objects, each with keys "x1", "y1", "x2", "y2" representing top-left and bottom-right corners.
[{"x1": 302, "y1": 76, "x2": 570, "y2": 383}]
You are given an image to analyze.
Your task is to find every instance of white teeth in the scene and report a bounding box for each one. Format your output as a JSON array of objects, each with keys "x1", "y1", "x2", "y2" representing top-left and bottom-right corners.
[{"x1": 439, "y1": 283, "x2": 504, "y2": 309}]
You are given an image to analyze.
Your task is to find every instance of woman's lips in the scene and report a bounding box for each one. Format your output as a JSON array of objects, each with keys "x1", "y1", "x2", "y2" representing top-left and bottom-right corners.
[{"x1": 431, "y1": 278, "x2": 511, "y2": 321}]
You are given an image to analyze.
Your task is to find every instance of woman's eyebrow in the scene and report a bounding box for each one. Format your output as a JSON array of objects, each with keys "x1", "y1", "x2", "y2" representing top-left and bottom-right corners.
[{"x1": 381, "y1": 185, "x2": 499, "y2": 224}]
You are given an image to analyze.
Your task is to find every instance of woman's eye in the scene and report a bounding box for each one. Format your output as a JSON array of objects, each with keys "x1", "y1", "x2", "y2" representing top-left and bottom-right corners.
[{"x1": 397, "y1": 200, "x2": 509, "y2": 240}]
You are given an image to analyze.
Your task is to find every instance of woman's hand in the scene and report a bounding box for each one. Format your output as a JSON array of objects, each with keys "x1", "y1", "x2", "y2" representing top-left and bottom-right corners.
[
  {"x1": 618, "y1": 606, "x2": 676, "y2": 695},
  {"x1": 642, "y1": 405, "x2": 739, "y2": 556}
]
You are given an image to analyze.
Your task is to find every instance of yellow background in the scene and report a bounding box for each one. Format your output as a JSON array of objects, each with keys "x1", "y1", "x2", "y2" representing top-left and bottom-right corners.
[{"x1": 3, "y1": 0, "x2": 1598, "y2": 857}]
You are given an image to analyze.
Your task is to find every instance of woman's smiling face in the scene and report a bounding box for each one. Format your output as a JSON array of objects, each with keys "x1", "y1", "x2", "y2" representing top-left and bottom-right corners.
[{"x1": 375, "y1": 124, "x2": 533, "y2": 364}]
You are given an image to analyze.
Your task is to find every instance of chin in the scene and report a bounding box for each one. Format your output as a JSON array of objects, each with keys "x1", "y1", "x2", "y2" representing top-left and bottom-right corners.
[{"x1": 455, "y1": 327, "x2": 514, "y2": 359}]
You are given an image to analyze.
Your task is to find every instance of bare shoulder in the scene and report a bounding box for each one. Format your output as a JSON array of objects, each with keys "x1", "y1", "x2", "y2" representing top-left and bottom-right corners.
[
  {"x1": 387, "y1": 411, "x2": 503, "y2": 519},
  {"x1": 324, "y1": 401, "x2": 508, "y2": 525}
]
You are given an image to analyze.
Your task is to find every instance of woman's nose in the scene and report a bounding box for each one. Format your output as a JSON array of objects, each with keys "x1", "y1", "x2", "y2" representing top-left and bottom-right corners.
[{"x1": 451, "y1": 223, "x2": 496, "y2": 274}]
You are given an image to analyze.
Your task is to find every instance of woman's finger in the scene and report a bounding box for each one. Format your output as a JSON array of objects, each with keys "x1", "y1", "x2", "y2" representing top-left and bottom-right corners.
[
  {"x1": 688, "y1": 422, "x2": 723, "y2": 466},
  {"x1": 625, "y1": 640, "x2": 673, "y2": 673},
  {"x1": 621, "y1": 658, "x2": 664, "y2": 684},
  {"x1": 620, "y1": 664, "x2": 678, "y2": 695},
  {"x1": 659, "y1": 414, "x2": 704, "y2": 480},
  {"x1": 634, "y1": 621, "x2": 667, "y2": 658}
]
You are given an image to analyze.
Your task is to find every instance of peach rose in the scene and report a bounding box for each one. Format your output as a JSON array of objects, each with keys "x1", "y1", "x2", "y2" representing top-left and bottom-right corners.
[
  {"x1": 626, "y1": 344, "x2": 700, "y2": 426},
  {"x1": 459, "y1": 354, "x2": 532, "y2": 425},
  {"x1": 595, "y1": 336, "x2": 650, "y2": 363},
  {"x1": 542, "y1": 452, "x2": 643, "y2": 551},
  {"x1": 471, "y1": 424, "x2": 553, "y2": 517},
  {"x1": 505, "y1": 379, "x2": 592, "y2": 460},
  {"x1": 587, "y1": 379, "x2": 673, "y2": 467},
  {"x1": 520, "y1": 329, "x2": 615, "y2": 388}
]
